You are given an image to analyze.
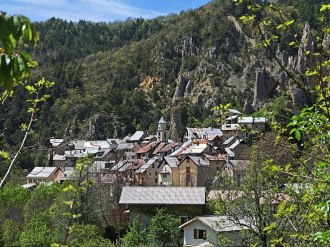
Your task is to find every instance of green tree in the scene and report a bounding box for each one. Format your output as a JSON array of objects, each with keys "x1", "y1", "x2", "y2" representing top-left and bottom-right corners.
[
  {"x1": 147, "y1": 208, "x2": 180, "y2": 247},
  {"x1": 121, "y1": 215, "x2": 148, "y2": 246}
]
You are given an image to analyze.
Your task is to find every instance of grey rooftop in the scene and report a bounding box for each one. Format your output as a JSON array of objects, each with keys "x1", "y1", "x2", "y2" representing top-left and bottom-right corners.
[{"x1": 119, "y1": 186, "x2": 205, "y2": 205}]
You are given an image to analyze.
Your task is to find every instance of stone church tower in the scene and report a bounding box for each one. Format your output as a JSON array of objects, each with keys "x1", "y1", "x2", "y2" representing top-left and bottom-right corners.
[{"x1": 157, "y1": 116, "x2": 168, "y2": 142}]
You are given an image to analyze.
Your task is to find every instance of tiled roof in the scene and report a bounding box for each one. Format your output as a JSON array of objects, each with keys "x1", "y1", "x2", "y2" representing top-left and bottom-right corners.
[
  {"x1": 135, "y1": 141, "x2": 159, "y2": 154},
  {"x1": 152, "y1": 142, "x2": 166, "y2": 155},
  {"x1": 159, "y1": 143, "x2": 179, "y2": 153},
  {"x1": 119, "y1": 187, "x2": 205, "y2": 205},
  {"x1": 170, "y1": 140, "x2": 208, "y2": 157},
  {"x1": 128, "y1": 159, "x2": 145, "y2": 170},
  {"x1": 203, "y1": 153, "x2": 226, "y2": 161}
]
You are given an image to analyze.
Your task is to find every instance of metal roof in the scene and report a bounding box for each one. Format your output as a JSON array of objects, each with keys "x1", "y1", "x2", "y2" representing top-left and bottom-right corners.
[
  {"x1": 227, "y1": 160, "x2": 251, "y2": 171},
  {"x1": 228, "y1": 139, "x2": 244, "y2": 149},
  {"x1": 111, "y1": 161, "x2": 127, "y2": 171},
  {"x1": 223, "y1": 135, "x2": 235, "y2": 145},
  {"x1": 225, "y1": 148, "x2": 235, "y2": 157},
  {"x1": 129, "y1": 131, "x2": 145, "y2": 141},
  {"x1": 189, "y1": 156, "x2": 210, "y2": 167},
  {"x1": 238, "y1": 117, "x2": 266, "y2": 124},
  {"x1": 116, "y1": 143, "x2": 135, "y2": 151},
  {"x1": 227, "y1": 109, "x2": 242, "y2": 115},
  {"x1": 135, "y1": 157, "x2": 158, "y2": 174},
  {"x1": 225, "y1": 115, "x2": 238, "y2": 121},
  {"x1": 179, "y1": 216, "x2": 248, "y2": 232},
  {"x1": 169, "y1": 141, "x2": 192, "y2": 156},
  {"x1": 26, "y1": 167, "x2": 58, "y2": 178},
  {"x1": 164, "y1": 156, "x2": 180, "y2": 168},
  {"x1": 118, "y1": 161, "x2": 133, "y2": 172},
  {"x1": 119, "y1": 187, "x2": 205, "y2": 205},
  {"x1": 71, "y1": 140, "x2": 85, "y2": 149},
  {"x1": 181, "y1": 143, "x2": 208, "y2": 155},
  {"x1": 59, "y1": 167, "x2": 76, "y2": 180}
]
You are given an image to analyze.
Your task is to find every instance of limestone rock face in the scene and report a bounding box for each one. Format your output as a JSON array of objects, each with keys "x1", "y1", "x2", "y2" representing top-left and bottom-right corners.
[
  {"x1": 65, "y1": 117, "x2": 78, "y2": 138},
  {"x1": 182, "y1": 36, "x2": 199, "y2": 56},
  {"x1": 252, "y1": 68, "x2": 277, "y2": 109},
  {"x1": 173, "y1": 75, "x2": 187, "y2": 99},
  {"x1": 170, "y1": 98, "x2": 185, "y2": 142},
  {"x1": 243, "y1": 99, "x2": 253, "y2": 115}
]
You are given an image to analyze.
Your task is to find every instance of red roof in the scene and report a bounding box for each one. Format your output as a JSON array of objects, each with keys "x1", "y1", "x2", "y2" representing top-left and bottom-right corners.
[
  {"x1": 152, "y1": 142, "x2": 166, "y2": 155},
  {"x1": 135, "y1": 141, "x2": 160, "y2": 154},
  {"x1": 128, "y1": 159, "x2": 145, "y2": 170},
  {"x1": 159, "y1": 142, "x2": 179, "y2": 153}
]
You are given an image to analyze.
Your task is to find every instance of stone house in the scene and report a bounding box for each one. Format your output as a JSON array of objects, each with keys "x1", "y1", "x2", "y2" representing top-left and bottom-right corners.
[
  {"x1": 220, "y1": 160, "x2": 251, "y2": 187},
  {"x1": 178, "y1": 156, "x2": 211, "y2": 187},
  {"x1": 203, "y1": 153, "x2": 226, "y2": 177},
  {"x1": 116, "y1": 142, "x2": 141, "y2": 161},
  {"x1": 125, "y1": 159, "x2": 145, "y2": 185},
  {"x1": 119, "y1": 187, "x2": 206, "y2": 230},
  {"x1": 135, "y1": 141, "x2": 160, "y2": 160},
  {"x1": 158, "y1": 156, "x2": 179, "y2": 186},
  {"x1": 26, "y1": 167, "x2": 63, "y2": 184},
  {"x1": 134, "y1": 157, "x2": 160, "y2": 186}
]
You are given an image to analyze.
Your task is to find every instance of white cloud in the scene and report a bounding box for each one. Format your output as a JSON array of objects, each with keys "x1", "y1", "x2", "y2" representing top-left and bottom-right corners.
[{"x1": 2, "y1": 0, "x2": 166, "y2": 22}]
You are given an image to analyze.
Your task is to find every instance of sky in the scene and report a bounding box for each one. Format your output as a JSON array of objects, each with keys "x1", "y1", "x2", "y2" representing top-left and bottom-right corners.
[{"x1": 1, "y1": 0, "x2": 211, "y2": 23}]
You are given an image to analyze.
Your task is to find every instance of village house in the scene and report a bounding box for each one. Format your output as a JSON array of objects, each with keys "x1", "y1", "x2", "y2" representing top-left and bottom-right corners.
[
  {"x1": 116, "y1": 142, "x2": 140, "y2": 161},
  {"x1": 125, "y1": 159, "x2": 145, "y2": 185},
  {"x1": 157, "y1": 142, "x2": 180, "y2": 157},
  {"x1": 158, "y1": 156, "x2": 180, "y2": 186},
  {"x1": 135, "y1": 141, "x2": 160, "y2": 160},
  {"x1": 178, "y1": 216, "x2": 248, "y2": 247},
  {"x1": 26, "y1": 167, "x2": 63, "y2": 184},
  {"x1": 127, "y1": 131, "x2": 148, "y2": 144},
  {"x1": 220, "y1": 160, "x2": 251, "y2": 187},
  {"x1": 180, "y1": 141, "x2": 218, "y2": 159},
  {"x1": 183, "y1": 127, "x2": 223, "y2": 142},
  {"x1": 178, "y1": 156, "x2": 211, "y2": 187},
  {"x1": 203, "y1": 153, "x2": 226, "y2": 177},
  {"x1": 134, "y1": 157, "x2": 160, "y2": 186},
  {"x1": 119, "y1": 187, "x2": 206, "y2": 230}
]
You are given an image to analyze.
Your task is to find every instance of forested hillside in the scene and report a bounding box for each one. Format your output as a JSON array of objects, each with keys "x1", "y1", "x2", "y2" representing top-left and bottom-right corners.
[{"x1": 0, "y1": 0, "x2": 325, "y2": 171}]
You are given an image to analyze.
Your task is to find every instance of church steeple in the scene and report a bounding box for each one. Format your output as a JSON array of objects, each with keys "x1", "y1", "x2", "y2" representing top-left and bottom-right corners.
[{"x1": 157, "y1": 116, "x2": 168, "y2": 142}]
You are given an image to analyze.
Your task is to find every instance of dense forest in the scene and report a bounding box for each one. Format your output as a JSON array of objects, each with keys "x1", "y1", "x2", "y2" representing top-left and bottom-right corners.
[{"x1": 1, "y1": 0, "x2": 330, "y2": 245}]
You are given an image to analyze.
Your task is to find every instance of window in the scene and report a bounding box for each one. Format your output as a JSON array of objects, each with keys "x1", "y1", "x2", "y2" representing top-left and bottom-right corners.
[
  {"x1": 217, "y1": 167, "x2": 219, "y2": 170},
  {"x1": 28, "y1": 179, "x2": 32, "y2": 183},
  {"x1": 155, "y1": 178, "x2": 158, "y2": 183},
  {"x1": 155, "y1": 171, "x2": 157, "y2": 175},
  {"x1": 180, "y1": 216, "x2": 188, "y2": 224},
  {"x1": 191, "y1": 183, "x2": 194, "y2": 186},
  {"x1": 152, "y1": 164, "x2": 154, "y2": 168},
  {"x1": 186, "y1": 158, "x2": 190, "y2": 163},
  {"x1": 194, "y1": 229, "x2": 206, "y2": 240},
  {"x1": 256, "y1": 125, "x2": 258, "y2": 128},
  {"x1": 163, "y1": 174, "x2": 167, "y2": 178}
]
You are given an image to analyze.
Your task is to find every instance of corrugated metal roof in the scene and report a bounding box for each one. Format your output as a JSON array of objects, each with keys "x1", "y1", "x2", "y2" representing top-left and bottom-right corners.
[
  {"x1": 225, "y1": 148, "x2": 235, "y2": 157},
  {"x1": 223, "y1": 136, "x2": 235, "y2": 145},
  {"x1": 129, "y1": 131, "x2": 145, "y2": 141},
  {"x1": 227, "y1": 109, "x2": 242, "y2": 114},
  {"x1": 228, "y1": 139, "x2": 243, "y2": 149},
  {"x1": 238, "y1": 117, "x2": 266, "y2": 124},
  {"x1": 152, "y1": 142, "x2": 166, "y2": 155},
  {"x1": 27, "y1": 167, "x2": 58, "y2": 178},
  {"x1": 119, "y1": 187, "x2": 205, "y2": 205},
  {"x1": 159, "y1": 143, "x2": 179, "y2": 153},
  {"x1": 225, "y1": 115, "x2": 238, "y2": 121},
  {"x1": 135, "y1": 157, "x2": 158, "y2": 174},
  {"x1": 164, "y1": 156, "x2": 179, "y2": 168},
  {"x1": 72, "y1": 140, "x2": 85, "y2": 149},
  {"x1": 111, "y1": 161, "x2": 127, "y2": 171},
  {"x1": 179, "y1": 216, "x2": 248, "y2": 232},
  {"x1": 116, "y1": 143, "x2": 135, "y2": 151}
]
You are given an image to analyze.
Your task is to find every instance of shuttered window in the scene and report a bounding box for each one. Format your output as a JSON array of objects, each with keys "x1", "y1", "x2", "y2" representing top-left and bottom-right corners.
[{"x1": 194, "y1": 229, "x2": 206, "y2": 240}]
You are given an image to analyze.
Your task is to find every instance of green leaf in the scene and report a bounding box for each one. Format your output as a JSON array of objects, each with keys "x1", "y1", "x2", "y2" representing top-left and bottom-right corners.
[
  {"x1": 18, "y1": 50, "x2": 32, "y2": 62},
  {"x1": 295, "y1": 129, "x2": 301, "y2": 141}
]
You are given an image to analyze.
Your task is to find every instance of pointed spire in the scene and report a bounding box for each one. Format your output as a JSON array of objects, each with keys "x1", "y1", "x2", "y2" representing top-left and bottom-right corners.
[{"x1": 158, "y1": 116, "x2": 166, "y2": 124}]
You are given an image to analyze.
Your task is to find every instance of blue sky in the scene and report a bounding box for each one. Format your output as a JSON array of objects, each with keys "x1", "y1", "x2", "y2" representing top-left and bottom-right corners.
[{"x1": 1, "y1": 0, "x2": 211, "y2": 23}]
